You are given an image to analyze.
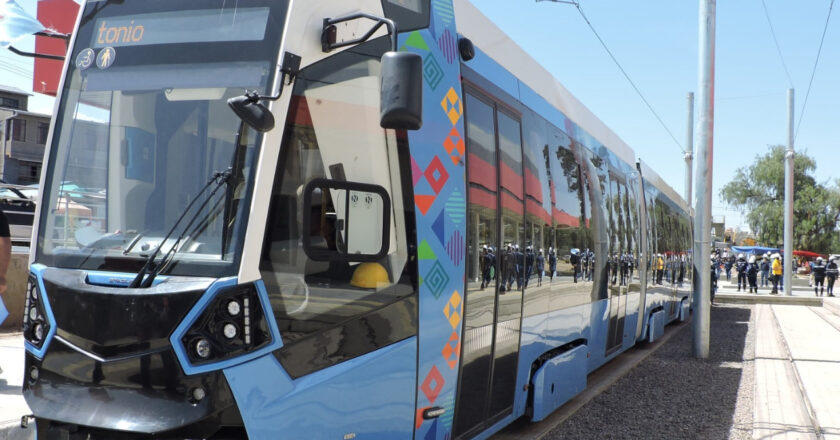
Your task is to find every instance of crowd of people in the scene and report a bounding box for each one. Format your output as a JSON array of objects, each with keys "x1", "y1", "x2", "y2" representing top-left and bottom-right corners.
[
  {"x1": 478, "y1": 245, "x2": 597, "y2": 291},
  {"x1": 476, "y1": 245, "x2": 693, "y2": 292},
  {"x1": 710, "y1": 249, "x2": 837, "y2": 297},
  {"x1": 711, "y1": 250, "x2": 784, "y2": 295}
]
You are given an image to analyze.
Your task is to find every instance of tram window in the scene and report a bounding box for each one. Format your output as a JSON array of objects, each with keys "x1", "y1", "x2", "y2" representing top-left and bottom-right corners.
[
  {"x1": 552, "y1": 146, "x2": 583, "y2": 278},
  {"x1": 259, "y1": 37, "x2": 417, "y2": 363}
]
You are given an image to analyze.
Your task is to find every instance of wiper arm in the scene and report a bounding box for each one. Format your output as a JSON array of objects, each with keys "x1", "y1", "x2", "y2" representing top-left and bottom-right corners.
[{"x1": 129, "y1": 168, "x2": 233, "y2": 288}]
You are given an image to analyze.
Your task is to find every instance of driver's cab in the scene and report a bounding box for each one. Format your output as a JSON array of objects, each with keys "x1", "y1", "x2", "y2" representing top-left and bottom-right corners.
[{"x1": 258, "y1": 37, "x2": 417, "y2": 364}]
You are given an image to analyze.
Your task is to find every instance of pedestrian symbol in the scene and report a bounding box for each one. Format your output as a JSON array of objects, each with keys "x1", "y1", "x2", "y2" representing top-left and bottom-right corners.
[
  {"x1": 96, "y1": 47, "x2": 116, "y2": 69},
  {"x1": 75, "y1": 48, "x2": 94, "y2": 70}
]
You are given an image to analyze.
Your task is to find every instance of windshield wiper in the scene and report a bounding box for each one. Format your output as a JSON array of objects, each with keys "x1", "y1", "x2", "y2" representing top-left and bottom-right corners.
[{"x1": 129, "y1": 168, "x2": 232, "y2": 288}]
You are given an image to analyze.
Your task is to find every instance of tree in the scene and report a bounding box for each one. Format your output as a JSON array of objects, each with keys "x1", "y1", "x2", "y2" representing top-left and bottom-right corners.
[{"x1": 719, "y1": 145, "x2": 840, "y2": 254}]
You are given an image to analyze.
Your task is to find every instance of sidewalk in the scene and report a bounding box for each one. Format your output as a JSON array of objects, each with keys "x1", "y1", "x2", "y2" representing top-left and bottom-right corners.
[
  {"x1": 717, "y1": 274, "x2": 840, "y2": 439},
  {"x1": 0, "y1": 332, "x2": 31, "y2": 440}
]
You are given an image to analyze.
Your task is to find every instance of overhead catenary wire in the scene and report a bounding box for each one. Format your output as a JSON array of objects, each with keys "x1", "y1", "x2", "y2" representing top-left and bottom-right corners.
[
  {"x1": 538, "y1": 0, "x2": 686, "y2": 154},
  {"x1": 760, "y1": 0, "x2": 795, "y2": 89},
  {"x1": 795, "y1": 0, "x2": 834, "y2": 142}
]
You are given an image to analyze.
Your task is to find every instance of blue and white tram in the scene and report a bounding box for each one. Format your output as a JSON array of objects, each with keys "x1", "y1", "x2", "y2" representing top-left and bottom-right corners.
[{"x1": 21, "y1": 0, "x2": 692, "y2": 438}]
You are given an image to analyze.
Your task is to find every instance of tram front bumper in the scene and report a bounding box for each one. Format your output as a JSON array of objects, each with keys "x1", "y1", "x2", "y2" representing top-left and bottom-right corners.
[{"x1": 23, "y1": 343, "x2": 239, "y2": 437}]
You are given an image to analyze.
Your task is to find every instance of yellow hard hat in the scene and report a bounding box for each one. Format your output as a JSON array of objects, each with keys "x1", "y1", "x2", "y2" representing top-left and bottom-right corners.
[{"x1": 351, "y1": 262, "x2": 390, "y2": 288}]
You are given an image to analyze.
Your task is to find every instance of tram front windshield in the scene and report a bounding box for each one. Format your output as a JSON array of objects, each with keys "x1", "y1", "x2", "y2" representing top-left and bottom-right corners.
[{"x1": 36, "y1": 0, "x2": 287, "y2": 278}]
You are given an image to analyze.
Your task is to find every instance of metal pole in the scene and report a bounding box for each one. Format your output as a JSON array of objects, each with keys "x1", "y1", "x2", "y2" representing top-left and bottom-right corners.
[
  {"x1": 685, "y1": 92, "x2": 695, "y2": 206},
  {"x1": 692, "y1": 0, "x2": 715, "y2": 359},
  {"x1": 784, "y1": 89, "x2": 794, "y2": 296}
]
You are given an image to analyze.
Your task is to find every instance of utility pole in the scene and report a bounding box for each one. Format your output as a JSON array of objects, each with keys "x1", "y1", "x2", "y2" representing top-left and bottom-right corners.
[
  {"x1": 784, "y1": 89, "x2": 794, "y2": 296},
  {"x1": 685, "y1": 92, "x2": 694, "y2": 206},
  {"x1": 692, "y1": 0, "x2": 715, "y2": 359}
]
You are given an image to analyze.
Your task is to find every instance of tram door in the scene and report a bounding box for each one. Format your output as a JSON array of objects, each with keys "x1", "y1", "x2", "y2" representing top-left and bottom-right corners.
[
  {"x1": 454, "y1": 91, "x2": 525, "y2": 439},
  {"x1": 605, "y1": 173, "x2": 628, "y2": 354}
]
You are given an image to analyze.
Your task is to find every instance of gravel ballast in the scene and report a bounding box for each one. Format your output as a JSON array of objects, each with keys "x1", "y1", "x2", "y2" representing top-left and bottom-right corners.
[{"x1": 543, "y1": 304, "x2": 756, "y2": 440}]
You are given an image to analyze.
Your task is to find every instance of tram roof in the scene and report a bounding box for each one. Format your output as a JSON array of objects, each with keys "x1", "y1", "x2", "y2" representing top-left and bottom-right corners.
[{"x1": 453, "y1": 0, "x2": 639, "y2": 180}]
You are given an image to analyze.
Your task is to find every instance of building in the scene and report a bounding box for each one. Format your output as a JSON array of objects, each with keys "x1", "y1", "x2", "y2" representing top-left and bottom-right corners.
[{"x1": 0, "y1": 85, "x2": 50, "y2": 185}]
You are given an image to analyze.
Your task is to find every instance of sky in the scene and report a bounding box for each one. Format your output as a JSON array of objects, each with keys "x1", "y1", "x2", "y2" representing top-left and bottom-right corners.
[
  {"x1": 1, "y1": 0, "x2": 839, "y2": 233},
  {"x1": 470, "y1": 0, "x2": 840, "y2": 233}
]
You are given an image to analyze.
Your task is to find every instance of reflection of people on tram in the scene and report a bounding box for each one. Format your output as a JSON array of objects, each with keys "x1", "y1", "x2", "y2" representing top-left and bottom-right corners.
[
  {"x1": 655, "y1": 253, "x2": 665, "y2": 284},
  {"x1": 569, "y1": 248, "x2": 581, "y2": 283},
  {"x1": 548, "y1": 247, "x2": 557, "y2": 281},
  {"x1": 524, "y1": 246, "x2": 534, "y2": 288},
  {"x1": 536, "y1": 249, "x2": 545, "y2": 286}
]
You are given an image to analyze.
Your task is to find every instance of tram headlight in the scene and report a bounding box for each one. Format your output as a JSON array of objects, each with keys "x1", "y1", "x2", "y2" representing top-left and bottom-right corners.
[
  {"x1": 195, "y1": 339, "x2": 212, "y2": 359},
  {"x1": 226, "y1": 300, "x2": 241, "y2": 316},
  {"x1": 180, "y1": 283, "x2": 271, "y2": 365},
  {"x1": 222, "y1": 323, "x2": 238, "y2": 339},
  {"x1": 33, "y1": 323, "x2": 44, "y2": 342},
  {"x1": 23, "y1": 276, "x2": 50, "y2": 349}
]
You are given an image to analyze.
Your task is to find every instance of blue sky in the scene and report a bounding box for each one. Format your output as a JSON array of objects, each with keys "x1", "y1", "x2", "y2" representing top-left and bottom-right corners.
[
  {"x1": 2, "y1": 0, "x2": 838, "y2": 232},
  {"x1": 471, "y1": 0, "x2": 840, "y2": 232}
]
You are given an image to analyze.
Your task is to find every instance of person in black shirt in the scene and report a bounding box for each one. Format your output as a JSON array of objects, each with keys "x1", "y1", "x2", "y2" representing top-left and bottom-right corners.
[
  {"x1": 710, "y1": 257, "x2": 718, "y2": 305},
  {"x1": 826, "y1": 257, "x2": 838, "y2": 297},
  {"x1": 735, "y1": 254, "x2": 748, "y2": 292},
  {"x1": 747, "y1": 255, "x2": 759, "y2": 293},
  {"x1": 812, "y1": 257, "x2": 827, "y2": 297}
]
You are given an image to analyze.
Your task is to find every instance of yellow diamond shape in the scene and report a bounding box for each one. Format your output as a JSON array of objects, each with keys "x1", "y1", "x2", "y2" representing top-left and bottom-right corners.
[
  {"x1": 450, "y1": 290, "x2": 461, "y2": 309},
  {"x1": 448, "y1": 309, "x2": 461, "y2": 329},
  {"x1": 440, "y1": 87, "x2": 462, "y2": 125}
]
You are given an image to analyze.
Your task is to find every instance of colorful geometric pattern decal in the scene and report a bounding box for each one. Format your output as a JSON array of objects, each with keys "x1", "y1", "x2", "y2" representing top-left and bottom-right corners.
[
  {"x1": 420, "y1": 365, "x2": 445, "y2": 404},
  {"x1": 415, "y1": 194, "x2": 436, "y2": 216},
  {"x1": 424, "y1": 419, "x2": 441, "y2": 440},
  {"x1": 445, "y1": 230, "x2": 464, "y2": 265},
  {"x1": 424, "y1": 53, "x2": 445, "y2": 90},
  {"x1": 418, "y1": 240, "x2": 437, "y2": 260},
  {"x1": 404, "y1": 6, "x2": 466, "y2": 438},
  {"x1": 403, "y1": 31, "x2": 430, "y2": 51},
  {"x1": 438, "y1": 28, "x2": 458, "y2": 64},
  {"x1": 443, "y1": 127, "x2": 465, "y2": 165},
  {"x1": 424, "y1": 156, "x2": 449, "y2": 194},
  {"x1": 411, "y1": 156, "x2": 422, "y2": 186},
  {"x1": 425, "y1": 261, "x2": 450, "y2": 299},
  {"x1": 441, "y1": 331, "x2": 460, "y2": 369},
  {"x1": 437, "y1": 392, "x2": 456, "y2": 430},
  {"x1": 440, "y1": 87, "x2": 463, "y2": 126},
  {"x1": 443, "y1": 290, "x2": 461, "y2": 330},
  {"x1": 432, "y1": 0, "x2": 455, "y2": 25},
  {"x1": 444, "y1": 190, "x2": 466, "y2": 225},
  {"x1": 432, "y1": 210, "x2": 446, "y2": 246}
]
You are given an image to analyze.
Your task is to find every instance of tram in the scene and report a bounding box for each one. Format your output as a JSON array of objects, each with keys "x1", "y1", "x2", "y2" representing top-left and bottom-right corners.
[{"x1": 21, "y1": 0, "x2": 692, "y2": 438}]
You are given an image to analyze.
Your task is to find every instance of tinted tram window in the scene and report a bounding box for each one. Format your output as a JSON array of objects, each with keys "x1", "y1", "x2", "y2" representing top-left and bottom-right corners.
[
  {"x1": 259, "y1": 38, "x2": 417, "y2": 376},
  {"x1": 492, "y1": 110, "x2": 524, "y2": 418},
  {"x1": 465, "y1": 93, "x2": 498, "y2": 288},
  {"x1": 458, "y1": 92, "x2": 498, "y2": 435},
  {"x1": 553, "y1": 146, "x2": 584, "y2": 278}
]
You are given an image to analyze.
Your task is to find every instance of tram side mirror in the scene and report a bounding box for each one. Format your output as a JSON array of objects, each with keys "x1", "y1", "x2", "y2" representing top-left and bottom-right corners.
[
  {"x1": 302, "y1": 178, "x2": 391, "y2": 262},
  {"x1": 380, "y1": 51, "x2": 423, "y2": 130},
  {"x1": 228, "y1": 92, "x2": 275, "y2": 133}
]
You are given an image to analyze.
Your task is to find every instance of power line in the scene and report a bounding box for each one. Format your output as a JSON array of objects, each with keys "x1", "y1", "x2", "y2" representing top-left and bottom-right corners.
[
  {"x1": 538, "y1": 0, "x2": 685, "y2": 154},
  {"x1": 760, "y1": 0, "x2": 795, "y2": 89},
  {"x1": 795, "y1": 0, "x2": 835, "y2": 142},
  {"x1": 0, "y1": 64, "x2": 33, "y2": 79}
]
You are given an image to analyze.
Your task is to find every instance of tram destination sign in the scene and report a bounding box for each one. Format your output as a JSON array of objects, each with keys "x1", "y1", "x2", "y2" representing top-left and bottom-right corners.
[{"x1": 91, "y1": 8, "x2": 270, "y2": 48}]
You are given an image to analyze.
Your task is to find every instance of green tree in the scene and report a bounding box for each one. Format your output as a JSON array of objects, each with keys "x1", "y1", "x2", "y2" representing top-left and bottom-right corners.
[{"x1": 720, "y1": 145, "x2": 840, "y2": 253}]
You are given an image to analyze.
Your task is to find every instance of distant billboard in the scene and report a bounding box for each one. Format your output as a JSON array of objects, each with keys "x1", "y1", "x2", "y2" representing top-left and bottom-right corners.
[{"x1": 33, "y1": 0, "x2": 80, "y2": 96}]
